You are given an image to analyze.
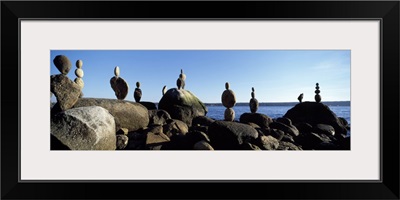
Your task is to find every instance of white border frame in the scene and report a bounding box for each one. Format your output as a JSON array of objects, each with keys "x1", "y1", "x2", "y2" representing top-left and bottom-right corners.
[{"x1": 20, "y1": 20, "x2": 380, "y2": 181}]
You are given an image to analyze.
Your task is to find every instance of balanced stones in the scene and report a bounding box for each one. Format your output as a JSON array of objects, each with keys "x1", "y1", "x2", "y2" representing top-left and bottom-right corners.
[
  {"x1": 249, "y1": 87, "x2": 259, "y2": 113},
  {"x1": 134, "y1": 81, "x2": 142, "y2": 102},
  {"x1": 53, "y1": 55, "x2": 72, "y2": 75},
  {"x1": 110, "y1": 66, "x2": 129, "y2": 100},
  {"x1": 179, "y1": 69, "x2": 186, "y2": 89},
  {"x1": 221, "y1": 82, "x2": 236, "y2": 121},
  {"x1": 74, "y1": 60, "x2": 85, "y2": 98},
  {"x1": 315, "y1": 83, "x2": 321, "y2": 103},
  {"x1": 221, "y1": 82, "x2": 236, "y2": 108},
  {"x1": 298, "y1": 93, "x2": 304, "y2": 103}
]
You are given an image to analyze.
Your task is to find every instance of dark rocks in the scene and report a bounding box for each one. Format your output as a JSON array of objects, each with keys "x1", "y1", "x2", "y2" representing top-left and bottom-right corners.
[
  {"x1": 51, "y1": 106, "x2": 116, "y2": 150},
  {"x1": 269, "y1": 122, "x2": 300, "y2": 137},
  {"x1": 162, "y1": 119, "x2": 189, "y2": 137},
  {"x1": 192, "y1": 116, "x2": 215, "y2": 127},
  {"x1": 148, "y1": 109, "x2": 171, "y2": 125},
  {"x1": 158, "y1": 88, "x2": 208, "y2": 126},
  {"x1": 186, "y1": 130, "x2": 210, "y2": 144},
  {"x1": 139, "y1": 101, "x2": 157, "y2": 110},
  {"x1": 276, "y1": 117, "x2": 292, "y2": 126},
  {"x1": 283, "y1": 102, "x2": 347, "y2": 136},
  {"x1": 146, "y1": 132, "x2": 170, "y2": 146},
  {"x1": 314, "y1": 124, "x2": 335, "y2": 136},
  {"x1": 134, "y1": 82, "x2": 142, "y2": 102},
  {"x1": 257, "y1": 135, "x2": 279, "y2": 150},
  {"x1": 277, "y1": 141, "x2": 302, "y2": 150},
  {"x1": 110, "y1": 76, "x2": 129, "y2": 100},
  {"x1": 116, "y1": 134, "x2": 129, "y2": 150},
  {"x1": 294, "y1": 123, "x2": 313, "y2": 134},
  {"x1": 73, "y1": 98, "x2": 149, "y2": 132},
  {"x1": 240, "y1": 113, "x2": 273, "y2": 129},
  {"x1": 50, "y1": 74, "x2": 81, "y2": 110},
  {"x1": 221, "y1": 82, "x2": 236, "y2": 108},
  {"x1": 208, "y1": 121, "x2": 258, "y2": 150},
  {"x1": 53, "y1": 55, "x2": 72, "y2": 75}
]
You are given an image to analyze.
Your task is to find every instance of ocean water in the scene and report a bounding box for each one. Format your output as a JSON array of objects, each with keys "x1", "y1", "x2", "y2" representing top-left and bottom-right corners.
[{"x1": 205, "y1": 105, "x2": 351, "y2": 125}]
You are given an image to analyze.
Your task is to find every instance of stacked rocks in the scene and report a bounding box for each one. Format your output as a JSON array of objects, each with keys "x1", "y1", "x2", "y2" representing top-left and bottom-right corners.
[
  {"x1": 249, "y1": 87, "x2": 259, "y2": 113},
  {"x1": 134, "y1": 81, "x2": 142, "y2": 102},
  {"x1": 176, "y1": 69, "x2": 186, "y2": 90},
  {"x1": 221, "y1": 82, "x2": 236, "y2": 121},
  {"x1": 50, "y1": 55, "x2": 81, "y2": 110},
  {"x1": 315, "y1": 83, "x2": 321, "y2": 103},
  {"x1": 110, "y1": 66, "x2": 129, "y2": 100},
  {"x1": 74, "y1": 60, "x2": 84, "y2": 98}
]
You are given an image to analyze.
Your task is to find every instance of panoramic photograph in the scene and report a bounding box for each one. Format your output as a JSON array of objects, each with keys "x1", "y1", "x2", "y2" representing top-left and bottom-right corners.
[{"x1": 50, "y1": 50, "x2": 351, "y2": 150}]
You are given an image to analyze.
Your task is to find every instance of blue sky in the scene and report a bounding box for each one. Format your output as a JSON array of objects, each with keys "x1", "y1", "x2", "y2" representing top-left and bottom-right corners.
[{"x1": 50, "y1": 50, "x2": 350, "y2": 103}]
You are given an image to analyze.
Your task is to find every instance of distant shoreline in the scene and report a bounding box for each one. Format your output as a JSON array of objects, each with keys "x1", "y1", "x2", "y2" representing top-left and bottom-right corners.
[{"x1": 51, "y1": 100, "x2": 350, "y2": 107}]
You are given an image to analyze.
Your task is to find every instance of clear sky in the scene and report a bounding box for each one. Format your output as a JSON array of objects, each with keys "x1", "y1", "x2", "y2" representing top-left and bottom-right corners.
[{"x1": 50, "y1": 50, "x2": 350, "y2": 103}]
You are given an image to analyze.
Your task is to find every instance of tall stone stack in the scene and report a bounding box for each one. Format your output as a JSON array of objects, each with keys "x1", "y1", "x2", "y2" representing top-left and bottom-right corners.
[
  {"x1": 249, "y1": 87, "x2": 259, "y2": 113},
  {"x1": 50, "y1": 55, "x2": 82, "y2": 110},
  {"x1": 110, "y1": 66, "x2": 129, "y2": 100},
  {"x1": 315, "y1": 83, "x2": 321, "y2": 103},
  {"x1": 74, "y1": 60, "x2": 84, "y2": 98},
  {"x1": 221, "y1": 82, "x2": 236, "y2": 121},
  {"x1": 134, "y1": 81, "x2": 142, "y2": 102}
]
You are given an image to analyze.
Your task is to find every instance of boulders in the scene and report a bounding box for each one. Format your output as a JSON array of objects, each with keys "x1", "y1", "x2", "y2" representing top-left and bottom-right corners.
[
  {"x1": 148, "y1": 109, "x2": 171, "y2": 125},
  {"x1": 257, "y1": 135, "x2": 279, "y2": 150},
  {"x1": 283, "y1": 102, "x2": 347, "y2": 136},
  {"x1": 314, "y1": 124, "x2": 335, "y2": 136},
  {"x1": 50, "y1": 74, "x2": 81, "y2": 110},
  {"x1": 192, "y1": 116, "x2": 215, "y2": 127},
  {"x1": 146, "y1": 132, "x2": 170, "y2": 146},
  {"x1": 239, "y1": 113, "x2": 272, "y2": 129},
  {"x1": 53, "y1": 55, "x2": 72, "y2": 75},
  {"x1": 208, "y1": 121, "x2": 258, "y2": 150},
  {"x1": 269, "y1": 122, "x2": 300, "y2": 137},
  {"x1": 73, "y1": 98, "x2": 149, "y2": 132},
  {"x1": 186, "y1": 130, "x2": 210, "y2": 144},
  {"x1": 116, "y1": 128, "x2": 129, "y2": 135},
  {"x1": 162, "y1": 119, "x2": 189, "y2": 137},
  {"x1": 51, "y1": 106, "x2": 116, "y2": 150},
  {"x1": 158, "y1": 88, "x2": 207, "y2": 126},
  {"x1": 116, "y1": 134, "x2": 129, "y2": 150},
  {"x1": 277, "y1": 141, "x2": 302, "y2": 150}
]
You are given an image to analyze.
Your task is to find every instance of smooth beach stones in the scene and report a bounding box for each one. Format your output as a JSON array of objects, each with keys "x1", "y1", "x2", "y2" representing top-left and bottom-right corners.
[
  {"x1": 315, "y1": 83, "x2": 321, "y2": 103},
  {"x1": 249, "y1": 87, "x2": 259, "y2": 113},
  {"x1": 134, "y1": 81, "x2": 142, "y2": 102},
  {"x1": 76, "y1": 60, "x2": 83, "y2": 69},
  {"x1": 179, "y1": 69, "x2": 186, "y2": 89},
  {"x1": 224, "y1": 108, "x2": 235, "y2": 121},
  {"x1": 176, "y1": 77, "x2": 185, "y2": 90},
  {"x1": 74, "y1": 60, "x2": 84, "y2": 97},
  {"x1": 110, "y1": 66, "x2": 129, "y2": 100},
  {"x1": 221, "y1": 82, "x2": 236, "y2": 108},
  {"x1": 162, "y1": 85, "x2": 167, "y2": 95},
  {"x1": 53, "y1": 55, "x2": 72, "y2": 75}
]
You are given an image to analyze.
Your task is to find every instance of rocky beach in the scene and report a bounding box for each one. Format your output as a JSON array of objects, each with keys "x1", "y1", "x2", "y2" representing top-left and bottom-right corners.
[{"x1": 50, "y1": 55, "x2": 351, "y2": 151}]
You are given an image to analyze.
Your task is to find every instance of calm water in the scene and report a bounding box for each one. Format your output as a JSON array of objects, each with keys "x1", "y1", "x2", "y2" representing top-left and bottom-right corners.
[{"x1": 205, "y1": 105, "x2": 351, "y2": 125}]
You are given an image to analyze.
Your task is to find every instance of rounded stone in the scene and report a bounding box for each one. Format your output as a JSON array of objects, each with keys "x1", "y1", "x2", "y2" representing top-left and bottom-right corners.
[
  {"x1": 225, "y1": 82, "x2": 230, "y2": 90},
  {"x1": 114, "y1": 66, "x2": 120, "y2": 77},
  {"x1": 75, "y1": 68, "x2": 84, "y2": 78},
  {"x1": 74, "y1": 78, "x2": 84, "y2": 89},
  {"x1": 250, "y1": 98, "x2": 259, "y2": 113},
  {"x1": 177, "y1": 78, "x2": 185, "y2": 90},
  {"x1": 136, "y1": 81, "x2": 140, "y2": 88},
  {"x1": 53, "y1": 55, "x2": 72, "y2": 75},
  {"x1": 315, "y1": 94, "x2": 322, "y2": 103},
  {"x1": 224, "y1": 108, "x2": 235, "y2": 121},
  {"x1": 76, "y1": 60, "x2": 83, "y2": 68},
  {"x1": 221, "y1": 89, "x2": 236, "y2": 108},
  {"x1": 110, "y1": 76, "x2": 129, "y2": 100}
]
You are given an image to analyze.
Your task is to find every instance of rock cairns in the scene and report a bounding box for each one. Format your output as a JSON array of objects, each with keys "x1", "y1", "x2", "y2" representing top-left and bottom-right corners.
[
  {"x1": 50, "y1": 55, "x2": 81, "y2": 111},
  {"x1": 110, "y1": 66, "x2": 129, "y2": 100},
  {"x1": 315, "y1": 83, "x2": 321, "y2": 103},
  {"x1": 74, "y1": 59, "x2": 84, "y2": 98},
  {"x1": 134, "y1": 81, "x2": 142, "y2": 102},
  {"x1": 221, "y1": 82, "x2": 236, "y2": 121},
  {"x1": 249, "y1": 87, "x2": 259, "y2": 113}
]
